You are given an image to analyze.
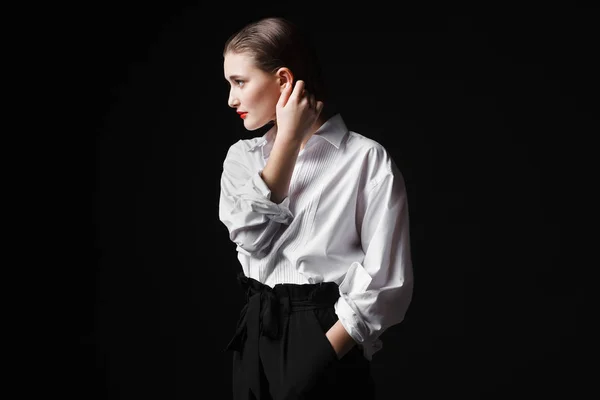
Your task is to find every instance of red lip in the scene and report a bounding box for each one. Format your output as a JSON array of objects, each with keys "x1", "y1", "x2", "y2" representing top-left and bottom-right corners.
[{"x1": 237, "y1": 111, "x2": 248, "y2": 119}]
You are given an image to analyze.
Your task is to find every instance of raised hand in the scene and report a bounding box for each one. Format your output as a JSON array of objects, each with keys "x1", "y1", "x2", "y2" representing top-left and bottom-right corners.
[{"x1": 275, "y1": 80, "x2": 324, "y2": 144}]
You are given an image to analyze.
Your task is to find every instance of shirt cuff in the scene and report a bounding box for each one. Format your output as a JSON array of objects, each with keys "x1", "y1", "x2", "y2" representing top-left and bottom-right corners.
[
  {"x1": 252, "y1": 169, "x2": 273, "y2": 198},
  {"x1": 248, "y1": 170, "x2": 293, "y2": 223},
  {"x1": 252, "y1": 169, "x2": 290, "y2": 204},
  {"x1": 335, "y1": 295, "x2": 383, "y2": 361},
  {"x1": 335, "y1": 294, "x2": 366, "y2": 344}
]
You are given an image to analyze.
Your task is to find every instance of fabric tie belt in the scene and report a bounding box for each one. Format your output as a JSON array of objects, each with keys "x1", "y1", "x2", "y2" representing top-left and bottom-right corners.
[{"x1": 224, "y1": 272, "x2": 337, "y2": 398}]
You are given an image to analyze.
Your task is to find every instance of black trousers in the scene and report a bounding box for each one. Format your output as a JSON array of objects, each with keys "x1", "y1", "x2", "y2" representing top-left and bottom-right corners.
[{"x1": 225, "y1": 272, "x2": 377, "y2": 400}]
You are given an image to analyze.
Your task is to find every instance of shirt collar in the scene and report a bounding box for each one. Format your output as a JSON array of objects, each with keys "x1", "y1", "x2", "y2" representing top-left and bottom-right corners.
[{"x1": 247, "y1": 113, "x2": 348, "y2": 155}]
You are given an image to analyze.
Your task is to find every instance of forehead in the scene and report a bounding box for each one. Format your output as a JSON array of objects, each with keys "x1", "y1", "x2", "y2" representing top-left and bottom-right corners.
[{"x1": 223, "y1": 52, "x2": 261, "y2": 78}]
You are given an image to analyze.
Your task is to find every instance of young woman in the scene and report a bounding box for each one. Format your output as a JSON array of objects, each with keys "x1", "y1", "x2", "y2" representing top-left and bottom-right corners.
[{"x1": 219, "y1": 16, "x2": 414, "y2": 400}]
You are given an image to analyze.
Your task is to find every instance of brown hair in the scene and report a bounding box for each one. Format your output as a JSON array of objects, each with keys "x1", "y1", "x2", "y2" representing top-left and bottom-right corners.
[{"x1": 223, "y1": 17, "x2": 329, "y2": 105}]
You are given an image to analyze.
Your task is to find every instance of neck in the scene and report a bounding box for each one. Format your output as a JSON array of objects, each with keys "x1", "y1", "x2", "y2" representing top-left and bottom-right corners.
[{"x1": 300, "y1": 113, "x2": 328, "y2": 150}]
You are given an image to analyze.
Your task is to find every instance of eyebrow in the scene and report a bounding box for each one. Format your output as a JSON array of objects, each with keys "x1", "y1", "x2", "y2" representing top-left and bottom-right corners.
[{"x1": 227, "y1": 74, "x2": 244, "y2": 81}]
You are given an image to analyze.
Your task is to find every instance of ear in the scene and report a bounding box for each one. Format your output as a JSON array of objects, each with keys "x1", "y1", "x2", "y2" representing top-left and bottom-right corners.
[{"x1": 275, "y1": 67, "x2": 294, "y2": 89}]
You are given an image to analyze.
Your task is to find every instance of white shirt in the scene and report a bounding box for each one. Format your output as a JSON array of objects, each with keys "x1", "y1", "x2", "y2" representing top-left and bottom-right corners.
[{"x1": 219, "y1": 113, "x2": 413, "y2": 360}]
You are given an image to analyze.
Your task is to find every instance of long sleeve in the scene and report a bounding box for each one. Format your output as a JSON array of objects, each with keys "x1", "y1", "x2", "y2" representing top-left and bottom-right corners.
[
  {"x1": 219, "y1": 142, "x2": 294, "y2": 257},
  {"x1": 334, "y1": 161, "x2": 414, "y2": 360}
]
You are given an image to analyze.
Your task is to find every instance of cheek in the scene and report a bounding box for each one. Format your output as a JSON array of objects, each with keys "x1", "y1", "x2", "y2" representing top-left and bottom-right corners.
[
  {"x1": 247, "y1": 85, "x2": 279, "y2": 111},
  {"x1": 244, "y1": 90, "x2": 262, "y2": 108},
  {"x1": 263, "y1": 87, "x2": 281, "y2": 113}
]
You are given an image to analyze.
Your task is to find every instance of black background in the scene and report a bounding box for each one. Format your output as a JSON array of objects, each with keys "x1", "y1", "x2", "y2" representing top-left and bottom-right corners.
[{"x1": 82, "y1": 3, "x2": 596, "y2": 399}]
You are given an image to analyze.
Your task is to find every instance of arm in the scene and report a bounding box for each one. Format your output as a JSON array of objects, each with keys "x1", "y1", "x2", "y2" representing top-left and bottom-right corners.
[
  {"x1": 264, "y1": 79, "x2": 324, "y2": 203},
  {"x1": 219, "y1": 143, "x2": 295, "y2": 257},
  {"x1": 331, "y1": 159, "x2": 414, "y2": 360},
  {"x1": 326, "y1": 320, "x2": 357, "y2": 359},
  {"x1": 260, "y1": 135, "x2": 302, "y2": 204}
]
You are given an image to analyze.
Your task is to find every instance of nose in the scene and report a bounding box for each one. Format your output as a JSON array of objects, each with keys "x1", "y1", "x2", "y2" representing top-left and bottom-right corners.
[{"x1": 228, "y1": 89, "x2": 239, "y2": 109}]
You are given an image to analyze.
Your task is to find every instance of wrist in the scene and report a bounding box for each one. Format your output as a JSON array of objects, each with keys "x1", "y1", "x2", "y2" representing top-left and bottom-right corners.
[{"x1": 273, "y1": 133, "x2": 303, "y2": 150}]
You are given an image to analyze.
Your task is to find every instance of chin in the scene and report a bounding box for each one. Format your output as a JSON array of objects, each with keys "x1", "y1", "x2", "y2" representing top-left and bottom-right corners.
[
  {"x1": 243, "y1": 123, "x2": 261, "y2": 131},
  {"x1": 243, "y1": 117, "x2": 270, "y2": 131}
]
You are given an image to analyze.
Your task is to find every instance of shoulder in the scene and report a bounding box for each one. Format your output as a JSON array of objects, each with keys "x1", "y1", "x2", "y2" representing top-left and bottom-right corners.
[
  {"x1": 344, "y1": 130, "x2": 407, "y2": 198},
  {"x1": 224, "y1": 124, "x2": 274, "y2": 160},
  {"x1": 345, "y1": 130, "x2": 397, "y2": 176},
  {"x1": 223, "y1": 136, "x2": 265, "y2": 164},
  {"x1": 226, "y1": 137, "x2": 263, "y2": 155}
]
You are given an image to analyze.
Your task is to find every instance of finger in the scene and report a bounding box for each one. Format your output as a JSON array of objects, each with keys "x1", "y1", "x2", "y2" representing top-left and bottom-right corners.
[
  {"x1": 290, "y1": 80, "x2": 305, "y2": 102},
  {"x1": 315, "y1": 100, "x2": 324, "y2": 115},
  {"x1": 309, "y1": 93, "x2": 316, "y2": 109},
  {"x1": 277, "y1": 82, "x2": 293, "y2": 108}
]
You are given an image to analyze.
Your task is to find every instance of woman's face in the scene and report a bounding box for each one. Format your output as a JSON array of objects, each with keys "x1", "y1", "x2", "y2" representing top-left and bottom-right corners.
[{"x1": 224, "y1": 51, "x2": 282, "y2": 131}]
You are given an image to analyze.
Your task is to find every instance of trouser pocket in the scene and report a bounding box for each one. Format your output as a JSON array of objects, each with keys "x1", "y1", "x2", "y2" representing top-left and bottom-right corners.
[{"x1": 280, "y1": 307, "x2": 339, "y2": 399}]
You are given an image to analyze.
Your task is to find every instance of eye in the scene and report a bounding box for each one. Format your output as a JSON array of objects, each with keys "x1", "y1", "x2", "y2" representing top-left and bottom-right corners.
[{"x1": 235, "y1": 80, "x2": 245, "y2": 87}]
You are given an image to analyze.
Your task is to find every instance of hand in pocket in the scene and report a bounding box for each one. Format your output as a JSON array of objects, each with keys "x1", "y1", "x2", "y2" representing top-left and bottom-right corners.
[{"x1": 282, "y1": 309, "x2": 339, "y2": 397}]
